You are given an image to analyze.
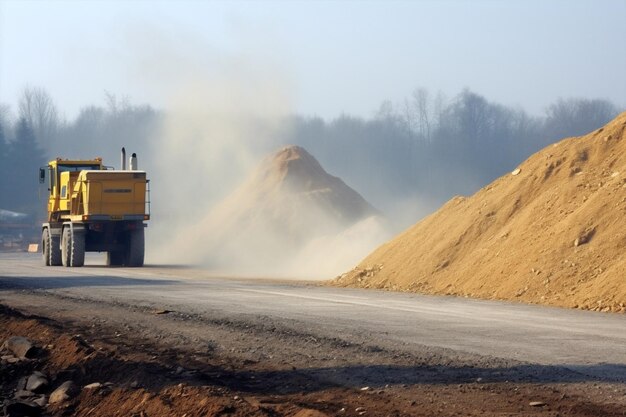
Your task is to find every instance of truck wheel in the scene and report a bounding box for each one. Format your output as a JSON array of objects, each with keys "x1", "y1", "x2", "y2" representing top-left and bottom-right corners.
[
  {"x1": 61, "y1": 227, "x2": 85, "y2": 267},
  {"x1": 42, "y1": 229, "x2": 51, "y2": 266},
  {"x1": 50, "y1": 234, "x2": 62, "y2": 266},
  {"x1": 61, "y1": 228, "x2": 71, "y2": 267},
  {"x1": 127, "y1": 227, "x2": 145, "y2": 267},
  {"x1": 107, "y1": 251, "x2": 124, "y2": 266},
  {"x1": 42, "y1": 228, "x2": 62, "y2": 266},
  {"x1": 70, "y1": 228, "x2": 85, "y2": 267}
]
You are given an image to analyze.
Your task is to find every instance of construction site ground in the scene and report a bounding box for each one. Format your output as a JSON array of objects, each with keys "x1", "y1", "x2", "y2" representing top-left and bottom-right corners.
[{"x1": 1, "y1": 253, "x2": 625, "y2": 416}]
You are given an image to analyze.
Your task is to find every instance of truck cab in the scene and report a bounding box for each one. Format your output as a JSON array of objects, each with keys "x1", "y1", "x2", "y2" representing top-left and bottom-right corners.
[
  {"x1": 40, "y1": 153, "x2": 149, "y2": 268},
  {"x1": 41, "y1": 158, "x2": 103, "y2": 222}
]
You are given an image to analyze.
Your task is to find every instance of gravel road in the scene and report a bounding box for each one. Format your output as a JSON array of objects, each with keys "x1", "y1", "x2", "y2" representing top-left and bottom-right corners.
[
  {"x1": 1, "y1": 252, "x2": 625, "y2": 416},
  {"x1": 2, "y1": 253, "x2": 624, "y2": 371}
]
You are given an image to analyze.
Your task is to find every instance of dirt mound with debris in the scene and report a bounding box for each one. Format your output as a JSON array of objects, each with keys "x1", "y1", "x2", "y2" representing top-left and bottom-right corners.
[
  {"x1": 0, "y1": 305, "x2": 336, "y2": 416},
  {"x1": 181, "y1": 145, "x2": 385, "y2": 277},
  {"x1": 3, "y1": 299, "x2": 624, "y2": 417},
  {"x1": 334, "y1": 112, "x2": 626, "y2": 312}
]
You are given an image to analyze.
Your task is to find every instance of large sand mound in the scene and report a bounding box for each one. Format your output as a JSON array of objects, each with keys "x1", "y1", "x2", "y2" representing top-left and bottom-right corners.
[
  {"x1": 334, "y1": 112, "x2": 626, "y2": 312},
  {"x1": 179, "y1": 145, "x2": 387, "y2": 276}
]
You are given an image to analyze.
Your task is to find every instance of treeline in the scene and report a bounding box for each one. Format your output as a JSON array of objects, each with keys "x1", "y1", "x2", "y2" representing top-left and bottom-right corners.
[
  {"x1": 0, "y1": 88, "x2": 160, "y2": 218},
  {"x1": 285, "y1": 89, "x2": 619, "y2": 215},
  {"x1": 0, "y1": 86, "x2": 620, "y2": 222}
]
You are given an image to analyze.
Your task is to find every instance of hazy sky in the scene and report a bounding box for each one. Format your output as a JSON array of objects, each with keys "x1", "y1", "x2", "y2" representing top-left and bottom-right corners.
[{"x1": 1, "y1": 0, "x2": 624, "y2": 120}]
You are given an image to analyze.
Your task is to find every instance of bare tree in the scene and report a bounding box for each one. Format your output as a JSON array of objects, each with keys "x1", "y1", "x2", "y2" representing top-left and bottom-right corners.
[
  {"x1": 376, "y1": 100, "x2": 395, "y2": 120},
  {"x1": 0, "y1": 104, "x2": 11, "y2": 142},
  {"x1": 411, "y1": 88, "x2": 431, "y2": 141},
  {"x1": 104, "y1": 91, "x2": 131, "y2": 116},
  {"x1": 18, "y1": 86, "x2": 59, "y2": 151},
  {"x1": 402, "y1": 98, "x2": 417, "y2": 134},
  {"x1": 432, "y1": 90, "x2": 447, "y2": 132},
  {"x1": 544, "y1": 98, "x2": 617, "y2": 140}
]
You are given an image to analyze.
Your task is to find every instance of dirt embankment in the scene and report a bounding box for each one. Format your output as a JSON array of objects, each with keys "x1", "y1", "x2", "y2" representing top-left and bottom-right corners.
[
  {"x1": 2, "y1": 302, "x2": 624, "y2": 417},
  {"x1": 0, "y1": 305, "x2": 353, "y2": 417},
  {"x1": 334, "y1": 112, "x2": 626, "y2": 312}
]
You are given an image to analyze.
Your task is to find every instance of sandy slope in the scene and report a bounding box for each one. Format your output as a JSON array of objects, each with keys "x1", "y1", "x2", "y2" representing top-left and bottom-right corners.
[
  {"x1": 179, "y1": 145, "x2": 385, "y2": 276},
  {"x1": 334, "y1": 112, "x2": 626, "y2": 312}
]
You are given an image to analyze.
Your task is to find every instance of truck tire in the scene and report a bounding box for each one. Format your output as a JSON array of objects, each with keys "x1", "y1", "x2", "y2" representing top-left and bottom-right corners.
[
  {"x1": 107, "y1": 251, "x2": 124, "y2": 266},
  {"x1": 61, "y1": 227, "x2": 71, "y2": 267},
  {"x1": 71, "y1": 228, "x2": 85, "y2": 267},
  {"x1": 51, "y1": 234, "x2": 62, "y2": 266},
  {"x1": 127, "y1": 227, "x2": 145, "y2": 267},
  {"x1": 61, "y1": 226, "x2": 85, "y2": 267},
  {"x1": 42, "y1": 229, "x2": 50, "y2": 266},
  {"x1": 42, "y1": 228, "x2": 61, "y2": 266}
]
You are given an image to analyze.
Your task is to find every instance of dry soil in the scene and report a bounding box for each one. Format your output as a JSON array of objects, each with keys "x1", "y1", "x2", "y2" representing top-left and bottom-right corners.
[{"x1": 334, "y1": 112, "x2": 626, "y2": 312}]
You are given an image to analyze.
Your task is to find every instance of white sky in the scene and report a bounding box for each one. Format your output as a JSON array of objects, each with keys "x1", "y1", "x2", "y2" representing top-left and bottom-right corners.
[{"x1": 0, "y1": 0, "x2": 625, "y2": 120}]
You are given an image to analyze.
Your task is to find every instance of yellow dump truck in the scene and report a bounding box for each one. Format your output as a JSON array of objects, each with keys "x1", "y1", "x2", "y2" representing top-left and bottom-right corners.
[{"x1": 39, "y1": 148, "x2": 150, "y2": 267}]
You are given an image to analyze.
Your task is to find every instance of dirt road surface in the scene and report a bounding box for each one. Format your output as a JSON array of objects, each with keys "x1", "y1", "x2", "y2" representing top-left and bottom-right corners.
[{"x1": 1, "y1": 252, "x2": 625, "y2": 416}]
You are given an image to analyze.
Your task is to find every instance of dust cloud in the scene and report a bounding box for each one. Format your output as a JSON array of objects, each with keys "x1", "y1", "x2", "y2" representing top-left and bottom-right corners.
[
  {"x1": 125, "y1": 28, "x2": 390, "y2": 278},
  {"x1": 130, "y1": 31, "x2": 289, "y2": 261},
  {"x1": 289, "y1": 215, "x2": 391, "y2": 278},
  {"x1": 165, "y1": 145, "x2": 392, "y2": 278}
]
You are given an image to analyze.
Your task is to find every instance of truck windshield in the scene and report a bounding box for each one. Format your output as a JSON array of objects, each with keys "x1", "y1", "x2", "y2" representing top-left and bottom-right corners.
[{"x1": 57, "y1": 165, "x2": 100, "y2": 172}]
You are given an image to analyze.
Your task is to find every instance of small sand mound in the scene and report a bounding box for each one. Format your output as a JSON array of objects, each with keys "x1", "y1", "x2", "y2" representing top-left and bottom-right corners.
[
  {"x1": 334, "y1": 112, "x2": 626, "y2": 312},
  {"x1": 178, "y1": 145, "x2": 386, "y2": 277}
]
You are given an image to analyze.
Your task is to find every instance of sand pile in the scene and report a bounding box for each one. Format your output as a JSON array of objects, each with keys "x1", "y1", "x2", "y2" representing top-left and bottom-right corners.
[
  {"x1": 334, "y1": 112, "x2": 626, "y2": 312},
  {"x1": 180, "y1": 145, "x2": 387, "y2": 277}
]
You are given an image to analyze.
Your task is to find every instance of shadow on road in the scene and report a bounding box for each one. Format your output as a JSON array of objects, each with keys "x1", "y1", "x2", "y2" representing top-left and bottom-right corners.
[
  {"x1": 85, "y1": 264, "x2": 193, "y2": 270},
  {"x1": 250, "y1": 364, "x2": 626, "y2": 390},
  {"x1": 64, "y1": 355, "x2": 626, "y2": 397},
  {"x1": 211, "y1": 363, "x2": 626, "y2": 394},
  {"x1": 0, "y1": 276, "x2": 179, "y2": 290}
]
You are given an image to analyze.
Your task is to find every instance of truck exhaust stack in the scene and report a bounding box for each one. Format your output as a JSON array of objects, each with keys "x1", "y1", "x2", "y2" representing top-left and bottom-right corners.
[
  {"x1": 121, "y1": 147, "x2": 126, "y2": 170},
  {"x1": 130, "y1": 153, "x2": 138, "y2": 170}
]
